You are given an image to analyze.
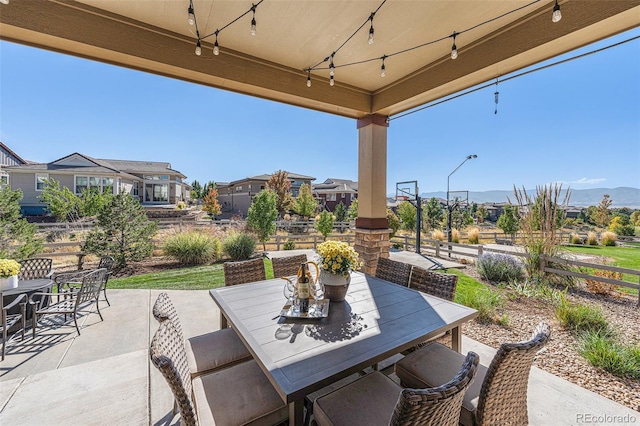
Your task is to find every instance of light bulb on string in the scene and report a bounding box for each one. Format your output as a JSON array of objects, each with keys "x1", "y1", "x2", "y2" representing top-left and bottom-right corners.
[
  {"x1": 380, "y1": 56, "x2": 386, "y2": 78},
  {"x1": 451, "y1": 32, "x2": 458, "y2": 60},
  {"x1": 330, "y1": 75, "x2": 335, "y2": 86},
  {"x1": 213, "y1": 32, "x2": 220, "y2": 55},
  {"x1": 494, "y1": 77, "x2": 499, "y2": 114},
  {"x1": 0, "y1": 0, "x2": 9, "y2": 4},
  {"x1": 251, "y1": 4, "x2": 257, "y2": 35},
  {"x1": 552, "y1": 0, "x2": 562, "y2": 23},
  {"x1": 368, "y1": 12, "x2": 375, "y2": 44},
  {"x1": 329, "y1": 55, "x2": 335, "y2": 77},
  {"x1": 188, "y1": 5, "x2": 195, "y2": 26},
  {"x1": 307, "y1": 71, "x2": 312, "y2": 88},
  {"x1": 195, "y1": 40, "x2": 202, "y2": 56}
]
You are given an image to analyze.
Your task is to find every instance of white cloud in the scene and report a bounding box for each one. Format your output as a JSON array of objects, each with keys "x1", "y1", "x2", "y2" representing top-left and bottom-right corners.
[{"x1": 568, "y1": 177, "x2": 607, "y2": 185}]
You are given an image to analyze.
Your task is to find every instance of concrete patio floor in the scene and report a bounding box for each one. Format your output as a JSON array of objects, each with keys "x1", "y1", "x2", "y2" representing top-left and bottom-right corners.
[{"x1": 0, "y1": 289, "x2": 637, "y2": 425}]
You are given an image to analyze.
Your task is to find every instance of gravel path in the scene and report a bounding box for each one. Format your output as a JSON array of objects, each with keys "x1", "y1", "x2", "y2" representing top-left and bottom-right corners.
[{"x1": 459, "y1": 264, "x2": 640, "y2": 412}]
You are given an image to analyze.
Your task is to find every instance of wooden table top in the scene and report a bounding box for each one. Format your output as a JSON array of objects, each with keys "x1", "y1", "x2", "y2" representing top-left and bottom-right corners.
[{"x1": 209, "y1": 272, "x2": 478, "y2": 403}]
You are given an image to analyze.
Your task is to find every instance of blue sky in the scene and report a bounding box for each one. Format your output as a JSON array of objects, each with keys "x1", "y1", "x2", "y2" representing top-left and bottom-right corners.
[{"x1": 1, "y1": 28, "x2": 639, "y2": 195}]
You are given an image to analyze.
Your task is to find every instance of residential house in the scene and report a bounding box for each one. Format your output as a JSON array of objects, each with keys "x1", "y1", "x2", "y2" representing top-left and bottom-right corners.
[
  {"x1": 216, "y1": 172, "x2": 315, "y2": 217},
  {"x1": 4, "y1": 152, "x2": 190, "y2": 215},
  {"x1": 0, "y1": 141, "x2": 28, "y2": 188},
  {"x1": 313, "y1": 178, "x2": 358, "y2": 212}
]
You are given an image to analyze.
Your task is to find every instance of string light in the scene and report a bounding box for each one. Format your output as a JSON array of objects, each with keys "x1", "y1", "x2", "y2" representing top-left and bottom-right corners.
[
  {"x1": 552, "y1": 0, "x2": 562, "y2": 23},
  {"x1": 304, "y1": 0, "x2": 545, "y2": 86},
  {"x1": 451, "y1": 32, "x2": 458, "y2": 60},
  {"x1": 251, "y1": 4, "x2": 257, "y2": 36},
  {"x1": 329, "y1": 54, "x2": 335, "y2": 76},
  {"x1": 368, "y1": 13, "x2": 375, "y2": 45},
  {"x1": 0, "y1": 0, "x2": 9, "y2": 5},
  {"x1": 188, "y1": 1, "x2": 263, "y2": 57},
  {"x1": 330, "y1": 75, "x2": 335, "y2": 86},
  {"x1": 380, "y1": 56, "x2": 387, "y2": 77},
  {"x1": 494, "y1": 77, "x2": 499, "y2": 114},
  {"x1": 307, "y1": 70, "x2": 312, "y2": 87},
  {"x1": 187, "y1": 4, "x2": 195, "y2": 26}
]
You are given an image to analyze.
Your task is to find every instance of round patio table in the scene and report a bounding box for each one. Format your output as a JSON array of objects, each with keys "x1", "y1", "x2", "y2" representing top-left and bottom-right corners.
[{"x1": 2, "y1": 278, "x2": 54, "y2": 319}]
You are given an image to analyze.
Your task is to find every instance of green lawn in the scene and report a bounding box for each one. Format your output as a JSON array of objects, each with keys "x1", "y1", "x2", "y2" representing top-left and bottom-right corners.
[{"x1": 108, "y1": 258, "x2": 276, "y2": 290}]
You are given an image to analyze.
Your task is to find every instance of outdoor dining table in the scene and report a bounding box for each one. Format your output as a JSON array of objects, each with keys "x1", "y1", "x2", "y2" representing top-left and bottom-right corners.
[
  {"x1": 209, "y1": 271, "x2": 478, "y2": 426},
  {"x1": 2, "y1": 278, "x2": 54, "y2": 326}
]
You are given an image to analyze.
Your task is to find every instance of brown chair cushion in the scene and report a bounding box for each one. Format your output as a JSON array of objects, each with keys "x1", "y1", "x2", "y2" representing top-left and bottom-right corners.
[
  {"x1": 192, "y1": 360, "x2": 288, "y2": 426},
  {"x1": 395, "y1": 343, "x2": 487, "y2": 426},
  {"x1": 185, "y1": 328, "x2": 252, "y2": 377},
  {"x1": 313, "y1": 371, "x2": 402, "y2": 426}
]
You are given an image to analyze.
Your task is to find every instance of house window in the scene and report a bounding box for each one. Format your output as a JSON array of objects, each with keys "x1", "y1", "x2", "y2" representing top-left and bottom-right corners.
[
  {"x1": 341, "y1": 193, "x2": 346, "y2": 198},
  {"x1": 102, "y1": 177, "x2": 114, "y2": 194},
  {"x1": 236, "y1": 186, "x2": 243, "y2": 192},
  {"x1": 75, "y1": 175, "x2": 114, "y2": 194},
  {"x1": 36, "y1": 173, "x2": 49, "y2": 191},
  {"x1": 132, "y1": 181, "x2": 139, "y2": 196},
  {"x1": 144, "y1": 175, "x2": 169, "y2": 181},
  {"x1": 350, "y1": 194, "x2": 355, "y2": 201},
  {"x1": 327, "y1": 193, "x2": 337, "y2": 201},
  {"x1": 1, "y1": 173, "x2": 8, "y2": 187}
]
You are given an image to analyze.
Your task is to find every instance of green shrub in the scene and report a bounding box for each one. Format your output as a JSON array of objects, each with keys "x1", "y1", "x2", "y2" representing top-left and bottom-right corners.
[
  {"x1": 176, "y1": 201, "x2": 187, "y2": 210},
  {"x1": 456, "y1": 289, "x2": 503, "y2": 324},
  {"x1": 579, "y1": 331, "x2": 640, "y2": 380},
  {"x1": 555, "y1": 297, "x2": 609, "y2": 334},
  {"x1": 476, "y1": 253, "x2": 525, "y2": 283},
  {"x1": 284, "y1": 240, "x2": 296, "y2": 250},
  {"x1": 223, "y1": 233, "x2": 256, "y2": 260},
  {"x1": 162, "y1": 232, "x2": 220, "y2": 265}
]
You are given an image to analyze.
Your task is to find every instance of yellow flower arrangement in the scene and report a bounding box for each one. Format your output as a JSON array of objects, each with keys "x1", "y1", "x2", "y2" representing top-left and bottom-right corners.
[
  {"x1": 316, "y1": 241, "x2": 361, "y2": 275},
  {"x1": 0, "y1": 259, "x2": 21, "y2": 278}
]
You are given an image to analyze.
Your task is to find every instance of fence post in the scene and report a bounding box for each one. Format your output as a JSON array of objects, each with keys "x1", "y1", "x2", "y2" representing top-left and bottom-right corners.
[
  {"x1": 404, "y1": 235, "x2": 408, "y2": 251},
  {"x1": 435, "y1": 241, "x2": 440, "y2": 258},
  {"x1": 539, "y1": 254, "x2": 547, "y2": 274},
  {"x1": 276, "y1": 235, "x2": 281, "y2": 251},
  {"x1": 313, "y1": 235, "x2": 317, "y2": 250},
  {"x1": 478, "y1": 245, "x2": 483, "y2": 258}
]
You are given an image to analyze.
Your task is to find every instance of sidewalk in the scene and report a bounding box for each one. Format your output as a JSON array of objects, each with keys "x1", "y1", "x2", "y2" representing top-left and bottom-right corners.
[{"x1": 0, "y1": 289, "x2": 637, "y2": 425}]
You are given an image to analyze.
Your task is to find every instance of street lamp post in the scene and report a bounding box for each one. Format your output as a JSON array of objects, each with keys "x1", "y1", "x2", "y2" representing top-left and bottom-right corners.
[{"x1": 447, "y1": 154, "x2": 477, "y2": 244}]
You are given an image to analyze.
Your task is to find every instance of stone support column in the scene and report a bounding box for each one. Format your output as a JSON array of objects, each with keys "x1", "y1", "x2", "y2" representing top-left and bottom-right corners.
[{"x1": 354, "y1": 114, "x2": 390, "y2": 275}]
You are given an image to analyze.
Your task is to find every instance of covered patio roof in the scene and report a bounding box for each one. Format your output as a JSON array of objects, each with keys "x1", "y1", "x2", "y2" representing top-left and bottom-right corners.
[{"x1": 1, "y1": 1, "x2": 638, "y2": 119}]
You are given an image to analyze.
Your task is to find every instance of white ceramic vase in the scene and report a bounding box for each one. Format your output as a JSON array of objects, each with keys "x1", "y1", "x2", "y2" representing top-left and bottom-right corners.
[
  {"x1": 319, "y1": 269, "x2": 351, "y2": 302},
  {"x1": 0, "y1": 275, "x2": 18, "y2": 292}
]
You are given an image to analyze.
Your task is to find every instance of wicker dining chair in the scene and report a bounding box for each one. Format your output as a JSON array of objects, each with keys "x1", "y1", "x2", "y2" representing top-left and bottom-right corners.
[
  {"x1": 223, "y1": 257, "x2": 266, "y2": 286},
  {"x1": 1, "y1": 294, "x2": 27, "y2": 361},
  {"x1": 271, "y1": 254, "x2": 308, "y2": 278},
  {"x1": 18, "y1": 258, "x2": 54, "y2": 280},
  {"x1": 375, "y1": 256, "x2": 412, "y2": 287},
  {"x1": 152, "y1": 292, "x2": 251, "y2": 380},
  {"x1": 409, "y1": 266, "x2": 458, "y2": 301},
  {"x1": 312, "y1": 351, "x2": 479, "y2": 426},
  {"x1": 395, "y1": 322, "x2": 551, "y2": 426},
  {"x1": 150, "y1": 319, "x2": 288, "y2": 426}
]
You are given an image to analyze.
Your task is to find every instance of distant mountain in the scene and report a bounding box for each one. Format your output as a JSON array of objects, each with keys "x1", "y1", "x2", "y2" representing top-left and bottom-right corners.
[{"x1": 410, "y1": 187, "x2": 640, "y2": 208}]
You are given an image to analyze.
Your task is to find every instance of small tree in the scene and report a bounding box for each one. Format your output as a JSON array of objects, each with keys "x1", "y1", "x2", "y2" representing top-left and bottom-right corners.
[
  {"x1": 83, "y1": 192, "x2": 158, "y2": 269},
  {"x1": 397, "y1": 201, "x2": 417, "y2": 232},
  {"x1": 190, "y1": 180, "x2": 203, "y2": 200},
  {"x1": 293, "y1": 183, "x2": 317, "y2": 220},
  {"x1": 202, "y1": 186, "x2": 221, "y2": 218},
  {"x1": 247, "y1": 189, "x2": 278, "y2": 250},
  {"x1": 348, "y1": 198, "x2": 358, "y2": 220},
  {"x1": 476, "y1": 205, "x2": 488, "y2": 223},
  {"x1": 79, "y1": 188, "x2": 111, "y2": 218},
  {"x1": 316, "y1": 211, "x2": 335, "y2": 240},
  {"x1": 593, "y1": 194, "x2": 612, "y2": 228},
  {"x1": 0, "y1": 187, "x2": 43, "y2": 259},
  {"x1": 423, "y1": 197, "x2": 444, "y2": 231},
  {"x1": 387, "y1": 208, "x2": 401, "y2": 238},
  {"x1": 334, "y1": 201, "x2": 348, "y2": 222},
  {"x1": 39, "y1": 178, "x2": 81, "y2": 222},
  {"x1": 267, "y1": 170, "x2": 293, "y2": 218},
  {"x1": 497, "y1": 204, "x2": 519, "y2": 240}
]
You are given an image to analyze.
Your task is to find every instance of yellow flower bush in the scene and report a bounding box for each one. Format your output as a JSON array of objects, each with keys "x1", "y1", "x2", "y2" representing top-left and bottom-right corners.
[
  {"x1": 0, "y1": 259, "x2": 20, "y2": 278},
  {"x1": 316, "y1": 241, "x2": 361, "y2": 275}
]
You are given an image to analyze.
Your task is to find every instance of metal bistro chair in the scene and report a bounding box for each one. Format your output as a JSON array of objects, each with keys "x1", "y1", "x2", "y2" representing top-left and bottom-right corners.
[
  {"x1": 312, "y1": 351, "x2": 479, "y2": 426},
  {"x1": 150, "y1": 319, "x2": 288, "y2": 426},
  {"x1": 271, "y1": 254, "x2": 308, "y2": 278},
  {"x1": 375, "y1": 256, "x2": 412, "y2": 287},
  {"x1": 1, "y1": 294, "x2": 27, "y2": 361},
  {"x1": 30, "y1": 268, "x2": 107, "y2": 337},
  {"x1": 18, "y1": 258, "x2": 54, "y2": 280},
  {"x1": 152, "y1": 293, "x2": 251, "y2": 380},
  {"x1": 395, "y1": 322, "x2": 551, "y2": 426},
  {"x1": 223, "y1": 257, "x2": 266, "y2": 286},
  {"x1": 97, "y1": 256, "x2": 115, "y2": 307}
]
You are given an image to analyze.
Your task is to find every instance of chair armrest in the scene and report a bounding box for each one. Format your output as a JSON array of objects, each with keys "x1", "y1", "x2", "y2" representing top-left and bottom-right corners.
[
  {"x1": 28, "y1": 292, "x2": 71, "y2": 304},
  {"x1": 54, "y1": 270, "x2": 90, "y2": 285},
  {"x1": 2, "y1": 293, "x2": 27, "y2": 311},
  {"x1": 46, "y1": 270, "x2": 55, "y2": 279}
]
